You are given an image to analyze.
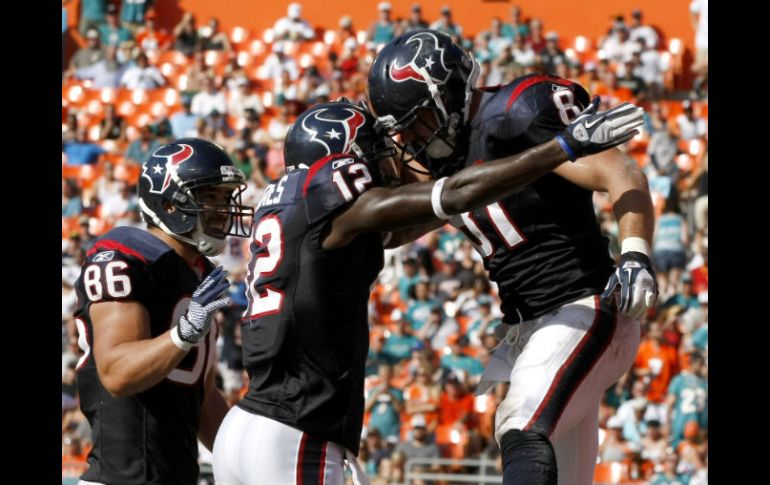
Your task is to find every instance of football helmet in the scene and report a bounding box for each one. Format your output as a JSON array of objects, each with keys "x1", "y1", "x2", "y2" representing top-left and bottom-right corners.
[
  {"x1": 284, "y1": 99, "x2": 399, "y2": 185},
  {"x1": 367, "y1": 29, "x2": 479, "y2": 176},
  {"x1": 138, "y1": 138, "x2": 254, "y2": 256}
]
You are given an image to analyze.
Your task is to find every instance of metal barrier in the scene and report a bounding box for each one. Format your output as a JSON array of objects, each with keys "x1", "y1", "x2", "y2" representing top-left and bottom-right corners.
[{"x1": 403, "y1": 456, "x2": 503, "y2": 484}]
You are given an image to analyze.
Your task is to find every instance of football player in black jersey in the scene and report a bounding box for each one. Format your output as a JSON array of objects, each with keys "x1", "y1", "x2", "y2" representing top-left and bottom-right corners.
[
  {"x1": 72, "y1": 138, "x2": 253, "y2": 484},
  {"x1": 368, "y1": 30, "x2": 658, "y2": 485},
  {"x1": 212, "y1": 96, "x2": 643, "y2": 484}
]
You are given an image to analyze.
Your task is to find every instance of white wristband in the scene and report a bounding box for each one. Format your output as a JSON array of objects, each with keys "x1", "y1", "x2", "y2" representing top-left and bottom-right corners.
[
  {"x1": 170, "y1": 327, "x2": 193, "y2": 351},
  {"x1": 621, "y1": 237, "x2": 650, "y2": 256},
  {"x1": 431, "y1": 177, "x2": 450, "y2": 220}
]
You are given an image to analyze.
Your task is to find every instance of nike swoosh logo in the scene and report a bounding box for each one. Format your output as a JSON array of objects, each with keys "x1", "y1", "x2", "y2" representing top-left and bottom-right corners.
[
  {"x1": 584, "y1": 117, "x2": 602, "y2": 129},
  {"x1": 624, "y1": 268, "x2": 634, "y2": 282}
]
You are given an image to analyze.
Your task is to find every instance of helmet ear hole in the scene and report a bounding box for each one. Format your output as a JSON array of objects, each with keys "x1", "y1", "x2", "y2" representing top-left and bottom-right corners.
[{"x1": 162, "y1": 200, "x2": 175, "y2": 214}]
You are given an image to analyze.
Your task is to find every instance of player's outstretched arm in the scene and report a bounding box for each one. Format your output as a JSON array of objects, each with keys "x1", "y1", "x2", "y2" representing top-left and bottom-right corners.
[{"x1": 323, "y1": 100, "x2": 643, "y2": 249}]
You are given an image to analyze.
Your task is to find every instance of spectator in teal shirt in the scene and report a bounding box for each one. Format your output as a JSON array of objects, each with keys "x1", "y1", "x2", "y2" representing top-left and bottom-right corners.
[
  {"x1": 63, "y1": 127, "x2": 105, "y2": 165},
  {"x1": 121, "y1": 0, "x2": 152, "y2": 32},
  {"x1": 383, "y1": 313, "x2": 421, "y2": 364},
  {"x1": 465, "y1": 297, "x2": 501, "y2": 347},
  {"x1": 662, "y1": 274, "x2": 701, "y2": 310},
  {"x1": 691, "y1": 323, "x2": 707, "y2": 354},
  {"x1": 406, "y1": 280, "x2": 438, "y2": 333},
  {"x1": 398, "y1": 257, "x2": 422, "y2": 303},
  {"x1": 501, "y1": 5, "x2": 530, "y2": 40},
  {"x1": 100, "y1": 5, "x2": 132, "y2": 47},
  {"x1": 79, "y1": 0, "x2": 107, "y2": 35},
  {"x1": 125, "y1": 126, "x2": 161, "y2": 165},
  {"x1": 365, "y1": 364, "x2": 404, "y2": 441},
  {"x1": 366, "y1": 334, "x2": 396, "y2": 377},
  {"x1": 653, "y1": 192, "x2": 689, "y2": 298},
  {"x1": 440, "y1": 335, "x2": 484, "y2": 378},
  {"x1": 367, "y1": 2, "x2": 397, "y2": 46},
  {"x1": 667, "y1": 353, "x2": 707, "y2": 448}
]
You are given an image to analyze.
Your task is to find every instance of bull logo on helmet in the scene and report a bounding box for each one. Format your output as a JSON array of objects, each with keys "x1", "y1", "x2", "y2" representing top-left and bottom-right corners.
[
  {"x1": 142, "y1": 143, "x2": 195, "y2": 194},
  {"x1": 302, "y1": 108, "x2": 366, "y2": 156},
  {"x1": 389, "y1": 32, "x2": 451, "y2": 85}
]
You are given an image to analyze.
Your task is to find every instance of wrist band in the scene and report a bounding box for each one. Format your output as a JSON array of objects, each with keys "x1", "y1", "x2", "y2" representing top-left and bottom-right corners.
[
  {"x1": 431, "y1": 177, "x2": 450, "y2": 220},
  {"x1": 555, "y1": 135, "x2": 577, "y2": 161},
  {"x1": 621, "y1": 236, "x2": 651, "y2": 256},
  {"x1": 170, "y1": 327, "x2": 193, "y2": 351}
]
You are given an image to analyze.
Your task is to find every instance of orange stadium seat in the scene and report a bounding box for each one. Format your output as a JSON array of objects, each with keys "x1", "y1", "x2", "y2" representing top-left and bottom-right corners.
[
  {"x1": 157, "y1": 50, "x2": 190, "y2": 68},
  {"x1": 593, "y1": 461, "x2": 629, "y2": 484}
]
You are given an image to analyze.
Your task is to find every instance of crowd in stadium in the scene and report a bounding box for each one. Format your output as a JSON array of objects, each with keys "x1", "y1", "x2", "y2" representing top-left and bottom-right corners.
[{"x1": 62, "y1": 1, "x2": 708, "y2": 483}]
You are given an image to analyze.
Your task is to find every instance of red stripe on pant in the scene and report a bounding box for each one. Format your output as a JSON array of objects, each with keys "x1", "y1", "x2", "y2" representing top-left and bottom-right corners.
[
  {"x1": 297, "y1": 433, "x2": 327, "y2": 485},
  {"x1": 523, "y1": 295, "x2": 617, "y2": 436}
]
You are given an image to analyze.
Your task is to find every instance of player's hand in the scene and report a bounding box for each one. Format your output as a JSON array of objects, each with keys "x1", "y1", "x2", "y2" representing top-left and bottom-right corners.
[
  {"x1": 177, "y1": 267, "x2": 231, "y2": 345},
  {"x1": 556, "y1": 97, "x2": 644, "y2": 161},
  {"x1": 601, "y1": 251, "x2": 658, "y2": 320}
]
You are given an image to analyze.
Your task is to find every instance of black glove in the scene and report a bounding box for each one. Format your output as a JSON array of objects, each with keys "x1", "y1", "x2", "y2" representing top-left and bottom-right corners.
[
  {"x1": 601, "y1": 251, "x2": 658, "y2": 319},
  {"x1": 556, "y1": 96, "x2": 644, "y2": 161}
]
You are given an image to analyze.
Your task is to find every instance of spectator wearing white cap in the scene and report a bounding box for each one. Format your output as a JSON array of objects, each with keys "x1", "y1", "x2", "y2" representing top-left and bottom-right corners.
[
  {"x1": 367, "y1": 2, "x2": 397, "y2": 46},
  {"x1": 273, "y1": 2, "x2": 315, "y2": 41},
  {"x1": 68, "y1": 28, "x2": 105, "y2": 70},
  {"x1": 335, "y1": 14, "x2": 358, "y2": 50},
  {"x1": 394, "y1": 414, "x2": 441, "y2": 470}
]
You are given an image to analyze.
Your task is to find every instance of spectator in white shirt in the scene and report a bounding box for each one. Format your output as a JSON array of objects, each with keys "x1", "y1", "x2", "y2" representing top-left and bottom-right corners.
[
  {"x1": 273, "y1": 3, "x2": 315, "y2": 42},
  {"x1": 629, "y1": 9, "x2": 659, "y2": 49},
  {"x1": 119, "y1": 52, "x2": 165, "y2": 89},
  {"x1": 191, "y1": 76, "x2": 227, "y2": 117}
]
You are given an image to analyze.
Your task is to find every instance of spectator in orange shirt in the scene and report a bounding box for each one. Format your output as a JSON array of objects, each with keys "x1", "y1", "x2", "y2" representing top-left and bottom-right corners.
[
  {"x1": 135, "y1": 14, "x2": 172, "y2": 54},
  {"x1": 438, "y1": 375, "x2": 476, "y2": 431},
  {"x1": 634, "y1": 321, "x2": 679, "y2": 425},
  {"x1": 404, "y1": 366, "x2": 441, "y2": 433}
]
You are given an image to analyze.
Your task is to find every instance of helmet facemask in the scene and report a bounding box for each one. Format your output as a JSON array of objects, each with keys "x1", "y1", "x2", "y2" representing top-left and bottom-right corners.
[
  {"x1": 174, "y1": 182, "x2": 254, "y2": 256},
  {"x1": 376, "y1": 50, "x2": 480, "y2": 179},
  {"x1": 140, "y1": 176, "x2": 254, "y2": 257}
]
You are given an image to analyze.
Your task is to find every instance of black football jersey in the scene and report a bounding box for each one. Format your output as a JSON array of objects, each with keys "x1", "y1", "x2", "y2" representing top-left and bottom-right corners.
[
  {"x1": 73, "y1": 226, "x2": 216, "y2": 485},
  {"x1": 449, "y1": 74, "x2": 614, "y2": 322},
  {"x1": 239, "y1": 153, "x2": 384, "y2": 454}
]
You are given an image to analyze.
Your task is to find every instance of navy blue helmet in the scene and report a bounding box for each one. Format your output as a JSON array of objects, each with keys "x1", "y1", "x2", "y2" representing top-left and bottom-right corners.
[
  {"x1": 138, "y1": 138, "x2": 254, "y2": 256},
  {"x1": 284, "y1": 99, "x2": 398, "y2": 183},
  {"x1": 367, "y1": 29, "x2": 479, "y2": 175}
]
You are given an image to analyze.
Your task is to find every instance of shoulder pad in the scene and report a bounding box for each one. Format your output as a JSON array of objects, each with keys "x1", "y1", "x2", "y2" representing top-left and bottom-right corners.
[
  {"x1": 302, "y1": 154, "x2": 380, "y2": 224},
  {"x1": 86, "y1": 226, "x2": 173, "y2": 264},
  {"x1": 80, "y1": 231, "x2": 155, "y2": 304},
  {"x1": 495, "y1": 74, "x2": 592, "y2": 148}
]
